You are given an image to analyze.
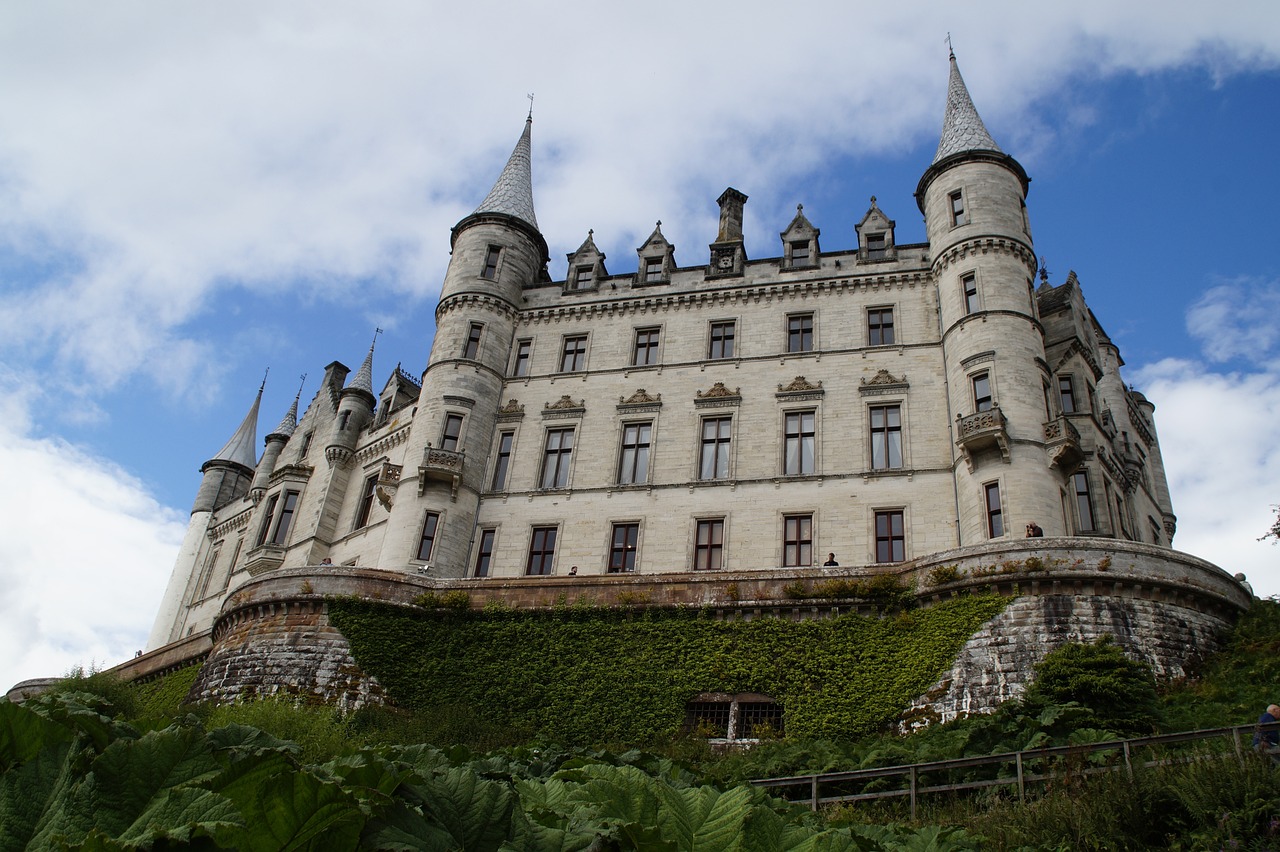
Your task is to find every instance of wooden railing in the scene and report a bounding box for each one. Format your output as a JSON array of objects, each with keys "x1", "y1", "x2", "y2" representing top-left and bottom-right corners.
[{"x1": 751, "y1": 722, "x2": 1280, "y2": 818}]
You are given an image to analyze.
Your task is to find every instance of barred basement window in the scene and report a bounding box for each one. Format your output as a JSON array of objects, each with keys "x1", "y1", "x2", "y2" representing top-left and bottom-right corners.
[{"x1": 685, "y1": 693, "x2": 785, "y2": 741}]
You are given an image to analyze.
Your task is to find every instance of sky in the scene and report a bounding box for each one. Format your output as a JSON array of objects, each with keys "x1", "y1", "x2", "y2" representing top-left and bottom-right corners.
[{"x1": 1, "y1": 1, "x2": 1279, "y2": 693}]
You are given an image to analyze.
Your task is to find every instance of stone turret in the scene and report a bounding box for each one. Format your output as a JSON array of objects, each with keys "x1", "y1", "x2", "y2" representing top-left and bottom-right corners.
[
  {"x1": 249, "y1": 391, "x2": 300, "y2": 503},
  {"x1": 916, "y1": 52, "x2": 1053, "y2": 544},
  {"x1": 147, "y1": 387, "x2": 262, "y2": 649},
  {"x1": 380, "y1": 117, "x2": 550, "y2": 575}
]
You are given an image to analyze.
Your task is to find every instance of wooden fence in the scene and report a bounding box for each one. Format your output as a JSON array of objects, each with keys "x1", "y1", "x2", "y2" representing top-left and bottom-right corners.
[{"x1": 751, "y1": 722, "x2": 1280, "y2": 819}]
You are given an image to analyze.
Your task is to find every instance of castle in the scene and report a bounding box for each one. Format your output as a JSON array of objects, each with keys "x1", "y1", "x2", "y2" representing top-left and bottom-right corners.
[{"x1": 129, "y1": 54, "x2": 1249, "y2": 720}]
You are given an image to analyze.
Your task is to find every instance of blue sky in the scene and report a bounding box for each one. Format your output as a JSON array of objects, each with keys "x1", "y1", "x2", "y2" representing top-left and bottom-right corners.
[{"x1": 1, "y1": 2, "x2": 1278, "y2": 692}]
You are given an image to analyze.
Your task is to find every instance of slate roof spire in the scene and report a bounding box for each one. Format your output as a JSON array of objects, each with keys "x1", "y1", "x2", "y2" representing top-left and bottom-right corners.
[
  {"x1": 933, "y1": 50, "x2": 1002, "y2": 164},
  {"x1": 472, "y1": 117, "x2": 539, "y2": 230},
  {"x1": 210, "y1": 386, "x2": 262, "y2": 470},
  {"x1": 347, "y1": 332, "x2": 378, "y2": 396}
]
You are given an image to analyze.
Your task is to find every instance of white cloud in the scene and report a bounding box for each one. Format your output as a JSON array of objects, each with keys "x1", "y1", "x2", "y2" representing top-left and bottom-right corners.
[
  {"x1": 1186, "y1": 278, "x2": 1280, "y2": 366},
  {"x1": 0, "y1": 1, "x2": 1278, "y2": 402},
  {"x1": 1131, "y1": 357, "x2": 1280, "y2": 598},
  {"x1": 0, "y1": 378, "x2": 186, "y2": 692}
]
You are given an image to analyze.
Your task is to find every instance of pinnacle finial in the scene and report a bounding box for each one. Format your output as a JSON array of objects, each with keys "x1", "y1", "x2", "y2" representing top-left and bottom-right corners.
[
  {"x1": 259, "y1": 367, "x2": 269, "y2": 394},
  {"x1": 526, "y1": 93, "x2": 534, "y2": 121},
  {"x1": 296, "y1": 373, "x2": 307, "y2": 401},
  {"x1": 946, "y1": 32, "x2": 954, "y2": 60}
]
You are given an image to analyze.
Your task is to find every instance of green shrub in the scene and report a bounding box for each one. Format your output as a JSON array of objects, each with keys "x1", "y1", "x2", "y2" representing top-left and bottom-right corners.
[{"x1": 1022, "y1": 636, "x2": 1161, "y2": 737}]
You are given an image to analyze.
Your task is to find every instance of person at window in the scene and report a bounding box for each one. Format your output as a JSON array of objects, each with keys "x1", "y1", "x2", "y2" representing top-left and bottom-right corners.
[
  {"x1": 823, "y1": 553, "x2": 839, "y2": 566},
  {"x1": 568, "y1": 565, "x2": 578, "y2": 576},
  {"x1": 319, "y1": 557, "x2": 333, "y2": 566},
  {"x1": 1025, "y1": 523, "x2": 1043, "y2": 538},
  {"x1": 1254, "y1": 703, "x2": 1280, "y2": 754}
]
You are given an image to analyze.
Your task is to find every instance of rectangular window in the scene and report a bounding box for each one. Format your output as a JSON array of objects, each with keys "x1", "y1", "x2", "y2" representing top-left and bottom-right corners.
[
  {"x1": 783, "y1": 411, "x2": 816, "y2": 475},
  {"x1": 609, "y1": 523, "x2": 639, "y2": 573},
  {"x1": 950, "y1": 190, "x2": 968, "y2": 226},
  {"x1": 462, "y1": 323, "x2": 483, "y2": 360},
  {"x1": 1058, "y1": 376, "x2": 1077, "y2": 414},
  {"x1": 354, "y1": 474, "x2": 378, "y2": 529},
  {"x1": 632, "y1": 328, "x2": 660, "y2": 366},
  {"x1": 694, "y1": 519, "x2": 724, "y2": 571},
  {"x1": 870, "y1": 405, "x2": 903, "y2": 470},
  {"x1": 1073, "y1": 472, "x2": 1095, "y2": 532},
  {"x1": 644, "y1": 257, "x2": 663, "y2": 281},
  {"x1": 256, "y1": 494, "x2": 279, "y2": 547},
  {"x1": 985, "y1": 482, "x2": 1004, "y2": 538},
  {"x1": 875, "y1": 510, "x2": 905, "y2": 563},
  {"x1": 866, "y1": 232, "x2": 887, "y2": 259},
  {"x1": 790, "y1": 241, "x2": 811, "y2": 266},
  {"x1": 481, "y1": 245, "x2": 501, "y2": 279},
  {"x1": 560, "y1": 335, "x2": 587, "y2": 372},
  {"x1": 474, "y1": 529, "x2": 495, "y2": 577},
  {"x1": 440, "y1": 413, "x2": 464, "y2": 452},
  {"x1": 783, "y1": 514, "x2": 813, "y2": 567},
  {"x1": 963, "y1": 273, "x2": 979, "y2": 314},
  {"x1": 709, "y1": 321, "x2": 736, "y2": 359},
  {"x1": 270, "y1": 490, "x2": 300, "y2": 546},
  {"x1": 868, "y1": 307, "x2": 894, "y2": 346},
  {"x1": 526, "y1": 526, "x2": 557, "y2": 575},
  {"x1": 416, "y1": 512, "x2": 440, "y2": 561},
  {"x1": 512, "y1": 339, "x2": 532, "y2": 377},
  {"x1": 573, "y1": 265, "x2": 593, "y2": 289},
  {"x1": 787, "y1": 313, "x2": 813, "y2": 353},
  {"x1": 699, "y1": 417, "x2": 732, "y2": 480},
  {"x1": 491, "y1": 431, "x2": 514, "y2": 490},
  {"x1": 298, "y1": 431, "x2": 313, "y2": 459},
  {"x1": 972, "y1": 372, "x2": 992, "y2": 412},
  {"x1": 617, "y1": 422, "x2": 652, "y2": 485},
  {"x1": 540, "y1": 428, "x2": 575, "y2": 489}
]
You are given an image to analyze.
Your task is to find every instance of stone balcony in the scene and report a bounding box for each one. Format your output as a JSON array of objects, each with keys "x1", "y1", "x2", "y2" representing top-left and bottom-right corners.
[
  {"x1": 1043, "y1": 414, "x2": 1084, "y2": 471},
  {"x1": 955, "y1": 405, "x2": 1009, "y2": 471},
  {"x1": 418, "y1": 446, "x2": 465, "y2": 500},
  {"x1": 243, "y1": 543, "x2": 286, "y2": 576}
]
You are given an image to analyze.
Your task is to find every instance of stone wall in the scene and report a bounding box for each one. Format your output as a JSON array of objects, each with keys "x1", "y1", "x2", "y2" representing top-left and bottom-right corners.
[{"x1": 184, "y1": 538, "x2": 1251, "y2": 718}]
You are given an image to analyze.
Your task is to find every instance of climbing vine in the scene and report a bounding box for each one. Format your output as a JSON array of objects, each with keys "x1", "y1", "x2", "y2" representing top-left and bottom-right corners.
[{"x1": 328, "y1": 594, "x2": 1008, "y2": 744}]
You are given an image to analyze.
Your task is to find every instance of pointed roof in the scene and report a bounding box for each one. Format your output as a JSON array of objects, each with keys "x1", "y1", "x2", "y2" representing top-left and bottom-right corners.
[
  {"x1": 472, "y1": 117, "x2": 539, "y2": 230},
  {"x1": 347, "y1": 339, "x2": 376, "y2": 396},
  {"x1": 268, "y1": 396, "x2": 299, "y2": 439},
  {"x1": 211, "y1": 388, "x2": 261, "y2": 469},
  {"x1": 933, "y1": 52, "x2": 1002, "y2": 164}
]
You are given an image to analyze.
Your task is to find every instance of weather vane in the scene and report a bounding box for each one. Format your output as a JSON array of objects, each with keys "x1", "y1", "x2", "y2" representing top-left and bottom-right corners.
[
  {"x1": 259, "y1": 367, "x2": 269, "y2": 394},
  {"x1": 295, "y1": 373, "x2": 307, "y2": 400},
  {"x1": 527, "y1": 93, "x2": 534, "y2": 120}
]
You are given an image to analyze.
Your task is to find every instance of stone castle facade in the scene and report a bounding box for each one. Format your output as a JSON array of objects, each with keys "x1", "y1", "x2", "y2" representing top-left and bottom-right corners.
[{"x1": 132, "y1": 55, "x2": 1249, "y2": 717}]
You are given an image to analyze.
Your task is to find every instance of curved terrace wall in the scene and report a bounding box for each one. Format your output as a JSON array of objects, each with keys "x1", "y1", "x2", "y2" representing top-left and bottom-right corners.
[{"x1": 188, "y1": 540, "x2": 1251, "y2": 719}]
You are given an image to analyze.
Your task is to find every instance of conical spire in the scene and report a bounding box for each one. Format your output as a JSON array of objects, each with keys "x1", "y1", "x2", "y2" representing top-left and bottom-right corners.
[
  {"x1": 347, "y1": 335, "x2": 377, "y2": 396},
  {"x1": 211, "y1": 387, "x2": 261, "y2": 469},
  {"x1": 269, "y1": 396, "x2": 299, "y2": 439},
  {"x1": 472, "y1": 117, "x2": 539, "y2": 230},
  {"x1": 933, "y1": 51, "x2": 1002, "y2": 164}
]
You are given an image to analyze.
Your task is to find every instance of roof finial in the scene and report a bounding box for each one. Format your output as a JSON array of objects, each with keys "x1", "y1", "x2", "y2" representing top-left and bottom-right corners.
[
  {"x1": 1039, "y1": 256, "x2": 1050, "y2": 284},
  {"x1": 526, "y1": 93, "x2": 534, "y2": 121},
  {"x1": 945, "y1": 32, "x2": 954, "y2": 60},
  {"x1": 259, "y1": 367, "x2": 269, "y2": 394},
  {"x1": 295, "y1": 373, "x2": 307, "y2": 401}
]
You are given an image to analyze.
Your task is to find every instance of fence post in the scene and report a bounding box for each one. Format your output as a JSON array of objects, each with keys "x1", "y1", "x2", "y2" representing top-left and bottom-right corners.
[
  {"x1": 1232, "y1": 727, "x2": 1246, "y2": 768},
  {"x1": 1016, "y1": 751, "x2": 1025, "y2": 803},
  {"x1": 909, "y1": 766, "x2": 918, "y2": 822},
  {"x1": 810, "y1": 775, "x2": 819, "y2": 812},
  {"x1": 1122, "y1": 741, "x2": 1133, "y2": 781}
]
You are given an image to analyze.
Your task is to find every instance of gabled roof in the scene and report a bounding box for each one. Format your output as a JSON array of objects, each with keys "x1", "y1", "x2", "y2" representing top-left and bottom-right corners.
[
  {"x1": 472, "y1": 117, "x2": 539, "y2": 230},
  {"x1": 933, "y1": 52, "x2": 1002, "y2": 164}
]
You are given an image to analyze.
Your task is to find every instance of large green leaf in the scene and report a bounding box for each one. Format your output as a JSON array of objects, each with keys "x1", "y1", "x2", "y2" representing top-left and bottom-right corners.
[
  {"x1": 0, "y1": 700, "x2": 73, "y2": 771},
  {"x1": 358, "y1": 799, "x2": 458, "y2": 851},
  {"x1": 206, "y1": 723, "x2": 302, "y2": 758},
  {"x1": 654, "y1": 783, "x2": 754, "y2": 851},
  {"x1": 0, "y1": 734, "x2": 75, "y2": 852},
  {"x1": 214, "y1": 765, "x2": 366, "y2": 852},
  {"x1": 404, "y1": 766, "x2": 516, "y2": 852}
]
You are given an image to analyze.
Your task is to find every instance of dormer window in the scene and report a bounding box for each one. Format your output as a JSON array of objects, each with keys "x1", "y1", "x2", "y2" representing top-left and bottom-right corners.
[
  {"x1": 566, "y1": 230, "x2": 607, "y2": 293},
  {"x1": 573, "y1": 266, "x2": 594, "y2": 289},
  {"x1": 866, "y1": 233, "x2": 886, "y2": 259},
  {"x1": 643, "y1": 257, "x2": 663, "y2": 282},
  {"x1": 790, "y1": 241, "x2": 811, "y2": 266},
  {"x1": 779, "y1": 204, "x2": 820, "y2": 271}
]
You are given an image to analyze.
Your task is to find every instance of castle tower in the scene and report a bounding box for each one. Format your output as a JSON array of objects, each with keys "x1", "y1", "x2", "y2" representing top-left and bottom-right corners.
[
  {"x1": 380, "y1": 116, "x2": 549, "y2": 574},
  {"x1": 916, "y1": 52, "x2": 1058, "y2": 544},
  {"x1": 308, "y1": 340, "x2": 378, "y2": 548},
  {"x1": 147, "y1": 387, "x2": 261, "y2": 649},
  {"x1": 248, "y1": 389, "x2": 300, "y2": 504}
]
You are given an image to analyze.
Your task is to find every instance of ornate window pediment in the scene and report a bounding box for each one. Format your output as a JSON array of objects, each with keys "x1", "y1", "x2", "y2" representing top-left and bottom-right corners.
[
  {"x1": 618, "y1": 388, "x2": 663, "y2": 412},
  {"x1": 859, "y1": 369, "x2": 909, "y2": 395},
  {"x1": 543, "y1": 395, "x2": 585, "y2": 420},
  {"x1": 695, "y1": 382, "x2": 742, "y2": 407},
  {"x1": 775, "y1": 375, "x2": 825, "y2": 401}
]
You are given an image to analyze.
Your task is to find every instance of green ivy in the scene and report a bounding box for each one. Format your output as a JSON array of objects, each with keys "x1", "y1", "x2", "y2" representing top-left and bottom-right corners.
[
  {"x1": 131, "y1": 662, "x2": 202, "y2": 722},
  {"x1": 328, "y1": 594, "x2": 1008, "y2": 745}
]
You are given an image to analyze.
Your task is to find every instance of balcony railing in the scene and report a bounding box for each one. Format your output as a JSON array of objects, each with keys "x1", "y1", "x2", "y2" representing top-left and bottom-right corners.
[
  {"x1": 419, "y1": 446, "x2": 465, "y2": 501},
  {"x1": 955, "y1": 405, "x2": 1009, "y2": 471}
]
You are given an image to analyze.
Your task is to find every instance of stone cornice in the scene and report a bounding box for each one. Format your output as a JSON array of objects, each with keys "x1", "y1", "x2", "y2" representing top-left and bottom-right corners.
[
  {"x1": 210, "y1": 509, "x2": 252, "y2": 541},
  {"x1": 436, "y1": 292, "x2": 520, "y2": 324},
  {"x1": 356, "y1": 423, "x2": 411, "y2": 466},
  {"x1": 516, "y1": 271, "x2": 932, "y2": 327},
  {"x1": 931, "y1": 236, "x2": 1036, "y2": 276}
]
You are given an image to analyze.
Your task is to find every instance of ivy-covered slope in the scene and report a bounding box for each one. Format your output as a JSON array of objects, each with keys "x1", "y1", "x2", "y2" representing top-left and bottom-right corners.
[{"x1": 327, "y1": 595, "x2": 1008, "y2": 745}]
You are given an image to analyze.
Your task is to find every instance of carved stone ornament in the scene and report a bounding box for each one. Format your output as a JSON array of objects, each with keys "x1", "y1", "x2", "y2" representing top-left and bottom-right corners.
[
  {"x1": 619, "y1": 388, "x2": 662, "y2": 406},
  {"x1": 777, "y1": 376, "x2": 822, "y2": 393},
  {"x1": 697, "y1": 382, "x2": 741, "y2": 399},
  {"x1": 862, "y1": 369, "x2": 905, "y2": 386},
  {"x1": 496, "y1": 399, "x2": 526, "y2": 421},
  {"x1": 544, "y1": 395, "x2": 585, "y2": 411}
]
